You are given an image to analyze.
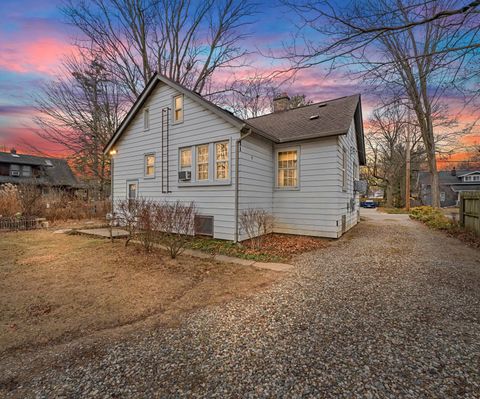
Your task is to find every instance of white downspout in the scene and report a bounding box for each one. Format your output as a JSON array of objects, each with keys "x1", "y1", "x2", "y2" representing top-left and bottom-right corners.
[{"x1": 234, "y1": 126, "x2": 252, "y2": 243}]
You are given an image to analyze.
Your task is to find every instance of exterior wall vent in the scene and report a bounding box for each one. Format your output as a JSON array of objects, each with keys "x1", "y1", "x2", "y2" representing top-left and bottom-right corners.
[{"x1": 194, "y1": 215, "x2": 214, "y2": 236}]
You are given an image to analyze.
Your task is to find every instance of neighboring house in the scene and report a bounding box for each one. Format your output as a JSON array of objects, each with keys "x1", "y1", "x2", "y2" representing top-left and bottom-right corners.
[
  {"x1": 417, "y1": 168, "x2": 480, "y2": 207},
  {"x1": 104, "y1": 73, "x2": 366, "y2": 241},
  {"x1": 0, "y1": 150, "x2": 79, "y2": 193}
]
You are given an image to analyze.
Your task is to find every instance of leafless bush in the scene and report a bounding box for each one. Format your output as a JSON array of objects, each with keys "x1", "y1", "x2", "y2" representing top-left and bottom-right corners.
[
  {"x1": 115, "y1": 199, "x2": 141, "y2": 246},
  {"x1": 0, "y1": 184, "x2": 21, "y2": 217},
  {"x1": 136, "y1": 199, "x2": 158, "y2": 253},
  {"x1": 155, "y1": 201, "x2": 196, "y2": 259},
  {"x1": 17, "y1": 182, "x2": 43, "y2": 217},
  {"x1": 239, "y1": 208, "x2": 274, "y2": 249},
  {"x1": 43, "y1": 189, "x2": 110, "y2": 221}
]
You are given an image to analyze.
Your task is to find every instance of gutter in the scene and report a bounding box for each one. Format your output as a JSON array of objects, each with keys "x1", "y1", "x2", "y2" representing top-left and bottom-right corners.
[{"x1": 234, "y1": 125, "x2": 252, "y2": 243}]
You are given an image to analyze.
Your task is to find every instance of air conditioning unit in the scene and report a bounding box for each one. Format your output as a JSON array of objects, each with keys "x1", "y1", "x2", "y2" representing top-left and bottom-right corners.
[
  {"x1": 178, "y1": 170, "x2": 191, "y2": 181},
  {"x1": 354, "y1": 180, "x2": 367, "y2": 194},
  {"x1": 10, "y1": 170, "x2": 20, "y2": 177}
]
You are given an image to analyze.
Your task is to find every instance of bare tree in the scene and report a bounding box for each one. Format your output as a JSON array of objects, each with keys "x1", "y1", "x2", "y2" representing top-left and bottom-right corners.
[
  {"x1": 63, "y1": 0, "x2": 257, "y2": 101},
  {"x1": 33, "y1": 49, "x2": 125, "y2": 196},
  {"x1": 282, "y1": 0, "x2": 479, "y2": 207},
  {"x1": 288, "y1": 94, "x2": 313, "y2": 109},
  {"x1": 215, "y1": 73, "x2": 278, "y2": 118},
  {"x1": 366, "y1": 101, "x2": 425, "y2": 207}
]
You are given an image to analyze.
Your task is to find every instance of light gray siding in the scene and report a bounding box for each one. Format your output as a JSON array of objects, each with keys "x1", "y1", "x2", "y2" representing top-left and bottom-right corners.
[
  {"x1": 337, "y1": 121, "x2": 361, "y2": 233},
  {"x1": 238, "y1": 134, "x2": 274, "y2": 240},
  {"x1": 272, "y1": 137, "x2": 343, "y2": 238},
  {"x1": 111, "y1": 82, "x2": 240, "y2": 240}
]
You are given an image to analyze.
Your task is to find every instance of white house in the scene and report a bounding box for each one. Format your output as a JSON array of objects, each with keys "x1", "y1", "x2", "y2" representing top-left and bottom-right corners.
[{"x1": 104, "y1": 73, "x2": 366, "y2": 241}]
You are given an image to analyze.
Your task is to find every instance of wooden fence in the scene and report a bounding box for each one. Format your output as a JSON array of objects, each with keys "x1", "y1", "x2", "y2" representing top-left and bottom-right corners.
[
  {"x1": 0, "y1": 217, "x2": 47, "y2": 232},
  {"x1": 459, "y1": 192, "x2": 480, "y2": 236}
]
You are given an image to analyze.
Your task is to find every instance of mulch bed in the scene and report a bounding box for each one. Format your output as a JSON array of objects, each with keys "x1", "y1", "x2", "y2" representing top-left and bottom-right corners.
[{"x1": 242, "y1": 233, "x2": 331, "y2": 261}]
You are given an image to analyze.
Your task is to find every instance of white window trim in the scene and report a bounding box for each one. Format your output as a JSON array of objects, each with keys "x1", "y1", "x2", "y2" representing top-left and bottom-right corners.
[
  {"x1": 275, "y1": 146, "x2": 300, "y2": 190},
  {"x1": 173, "y1": 94, "x2": 184, "y2": 124},
  {"x1": 143, "y1": 108, "x2": 150, "y2": 131},
  {"x1": 144, "y1": 153, "x2": 155, "y2": 178},
  {"x1": 215, "y1": 141, "x2": 230, "y2": 180}
]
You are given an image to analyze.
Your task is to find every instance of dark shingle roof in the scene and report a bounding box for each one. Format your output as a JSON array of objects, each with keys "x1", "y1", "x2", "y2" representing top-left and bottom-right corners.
[
  {"x1": 246, "y1": 94, "x2": 361, "y2": 142},
  {"x1": 0, "y1": 152, "x2": 78, "y2": 187},
  {"x1": 418, "y1": 170, "x2": 478, "y2": 186},
  {"x1": 451, "y1": 184, "x2": 480, "y2": 192}
]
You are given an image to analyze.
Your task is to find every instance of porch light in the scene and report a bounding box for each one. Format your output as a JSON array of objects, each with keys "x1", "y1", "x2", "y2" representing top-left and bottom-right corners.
[{"x1": 109, "y1": 149, "x2": 117, "y2": 155}]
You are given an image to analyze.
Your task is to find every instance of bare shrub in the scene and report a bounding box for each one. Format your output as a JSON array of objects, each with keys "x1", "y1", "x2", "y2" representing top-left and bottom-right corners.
[
  {"x1": 0, "y1": 184, "x2": 21, "y2": 217},
  {"x1": 17, "y1": 182, "x2": 43, "y2": 217},
  {"x1": 43, "y1": 189, "x2": 110, "y2": 221},
  {"x1": 136, "y1": 199, "x2": 158, "y2": 253},
  {"x1": 239, "y1": 208, "x2": 274, "y2": 249},
  {"x1": 155, "y1": 201, "x2": 196, "y2": 259},
  {"x1": 115, "y1": 199, "x2": 141, "y2": 246}
]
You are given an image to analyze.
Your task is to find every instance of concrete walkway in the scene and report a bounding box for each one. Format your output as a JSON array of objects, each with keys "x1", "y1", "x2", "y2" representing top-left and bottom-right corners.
[
  {"x1": 72, "y1": 228, "x2": 293, "y2": 272},
  {"x1": 76, "y1": 228, "x2": 129, "y2": 238}
]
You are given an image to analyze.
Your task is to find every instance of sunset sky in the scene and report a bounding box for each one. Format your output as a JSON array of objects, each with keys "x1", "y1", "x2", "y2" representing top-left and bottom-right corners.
[{"x1": 0, "y1": 0, "x2": 478, "y2": 167}]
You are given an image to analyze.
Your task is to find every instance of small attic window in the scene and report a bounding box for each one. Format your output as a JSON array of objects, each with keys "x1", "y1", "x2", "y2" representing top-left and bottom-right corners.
[
  {"x1": 310, "y1": 115, "x2": 319, "y2": 120},
  {"x1": 318, "y1": 103, "x2": 327, "y2": 108}
]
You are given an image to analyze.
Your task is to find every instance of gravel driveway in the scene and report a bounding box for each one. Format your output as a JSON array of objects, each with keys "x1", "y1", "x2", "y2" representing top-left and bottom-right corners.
[{"x1": 2, "y1": 210, "x2": 479, "y2": 398}]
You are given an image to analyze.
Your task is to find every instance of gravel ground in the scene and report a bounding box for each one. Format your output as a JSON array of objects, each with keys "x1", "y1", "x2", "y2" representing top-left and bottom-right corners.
[{"x1": 1, "y1": 210, "x2": 479, "y2": 398}]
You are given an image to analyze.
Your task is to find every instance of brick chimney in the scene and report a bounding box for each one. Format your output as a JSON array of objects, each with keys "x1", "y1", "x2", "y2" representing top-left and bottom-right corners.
[
  {"x1": 10, "y1": 148, "x2": 17, "y2": 154},
  {"x1": 451, "y1": 167, "x2": 456, "y2": 176},
  {"x1": 273, "y1": 92, "x2": 290, "y2": 113}
]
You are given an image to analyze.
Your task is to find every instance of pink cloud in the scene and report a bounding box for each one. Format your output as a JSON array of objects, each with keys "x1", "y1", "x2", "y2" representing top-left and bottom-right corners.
[{"x1": 0, "y1": 37, "x2": 76, "y2": 74}]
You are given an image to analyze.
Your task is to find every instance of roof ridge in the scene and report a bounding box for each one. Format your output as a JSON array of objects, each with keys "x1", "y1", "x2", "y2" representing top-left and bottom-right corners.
[
  {"x1": 0, "y1": 151, "x2": 66, "y2": 161},
  {"x1": 245, "y1": 93, "x2": 361, "y2": 121}
]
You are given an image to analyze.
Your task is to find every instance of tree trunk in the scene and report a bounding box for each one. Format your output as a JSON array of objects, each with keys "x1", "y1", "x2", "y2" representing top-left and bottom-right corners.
[
  {"x1": 428, "y1": 151, "x2": 440, "y2": 208},
  {"x1": 385, "y1": 183, "x2": 393, "y2": 207}
]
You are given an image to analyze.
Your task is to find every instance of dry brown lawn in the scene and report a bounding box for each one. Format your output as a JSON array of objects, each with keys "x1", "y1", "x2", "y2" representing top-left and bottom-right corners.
[{"x1": 0, "y1": 230, "x2": 279, "y2": 354}]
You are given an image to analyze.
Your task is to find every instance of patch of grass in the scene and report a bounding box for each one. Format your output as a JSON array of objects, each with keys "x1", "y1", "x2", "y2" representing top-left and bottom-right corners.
[
  {"x1": 0, "y1": 231, "x2": 279, "y2": 354},
  {"x1": 410, "y1": 206, "x2": 480, "y2": 247}
]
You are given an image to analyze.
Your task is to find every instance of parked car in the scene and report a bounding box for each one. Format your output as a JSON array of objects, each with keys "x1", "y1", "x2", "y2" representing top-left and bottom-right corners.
[{"x1": 361, "y1": 200, "x2": 377, "y2": 208}]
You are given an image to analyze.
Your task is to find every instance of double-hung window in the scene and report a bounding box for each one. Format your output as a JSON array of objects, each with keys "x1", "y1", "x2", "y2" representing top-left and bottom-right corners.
[
  {"x1": 215, "y1": 141, "x2": 229, "y2": 180},
  {"x1": 127, "y1": 181, "x2": 138, "y2": 209},
  {"x1": 144, "y1": 154, "x2": 155, "y2": 177},
  {"x1": 22, "y1": 165, "x2": 32, "y2": 177},
  {"x1": 180, "y1": 147, "x2": 192, "y2": 170},
  {"x1": 197, "y1": 145, "x2": 209, "y2": 180},
  {"x1": 277, "y1": 149, "x2": 298, "y2": 188},
  {"x1": 173, "y1": 94, "x2": 183, "y2": 123}
]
